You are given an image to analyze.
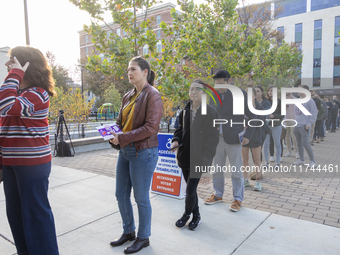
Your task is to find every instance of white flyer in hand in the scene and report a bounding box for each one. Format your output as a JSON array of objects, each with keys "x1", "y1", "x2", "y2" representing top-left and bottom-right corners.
[{"x1": 96, "y1": 123, "x2": 123, "y2": 140}]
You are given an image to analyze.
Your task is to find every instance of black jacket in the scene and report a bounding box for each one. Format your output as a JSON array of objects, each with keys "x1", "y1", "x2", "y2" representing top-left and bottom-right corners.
[
  {"x1": 209, "y1": 88, "x2": 256, "y2": 144},
  {"x1": 172, "y1": 102, "x2": 219, "y2": 170}
]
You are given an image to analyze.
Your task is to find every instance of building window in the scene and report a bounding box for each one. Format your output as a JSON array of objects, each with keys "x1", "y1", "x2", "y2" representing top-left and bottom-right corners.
[
  {"x1": 157, "y1": 30, "x2": 161, "y2": 39},
  {"x1": 117, "y1": 28, "x2": 121, "y2": 36},
  {"x1": 295, "y1": 23, "x2": 303, "y2": 78},
  {"x1": 275, "y1": 0, "x2": 306, "y2": 18},
  {"x1": 156, "y1": 15, "x2": 161, "y2": 25},
  {"x1": 334, "y1": 16, "x2": 340, "y2": 85},
  {"x1": 85, "y1": 47, "x2": 88, "y2": 55},
  {"x1": 143, "y1": 45, "x2": 149, "y2": 55},
  {"x1": 295, "y1": 23, "x2": 302, "y2": 43},
  {"x1": 85, "y1": 35, "x2": 88, "y2": 44},
  {"x1": 123, "y1": 30, "x2": 127, "y2": 36},
  {"x1": 277, "y1": 26, "x2": 284, "y2": 46},
  {"x1": 157, "y1": 41, "x2": 162, "y2": 53},
  {"x1": 311, "y1": 0, "x2": 340, "y2": 11},
  {"x1": 313, "y1": 20, "x2": 322, "y2": 87}
]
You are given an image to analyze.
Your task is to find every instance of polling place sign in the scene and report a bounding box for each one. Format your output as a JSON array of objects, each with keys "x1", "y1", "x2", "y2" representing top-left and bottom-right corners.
[{"x1": 151, "y1": 133, "x2": 186, "y2": 199}]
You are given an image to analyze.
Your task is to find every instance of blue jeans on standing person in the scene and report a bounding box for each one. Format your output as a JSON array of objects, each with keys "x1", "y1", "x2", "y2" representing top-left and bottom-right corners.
[
  {"x1": 263, "y1": 125, "x2": 282, "y2": 164},
  {"x1": 115, "y1": 143, "x2": 158, "y2": 239},
  {"x1": 3, "y1": 162, "x2": 59, "y2": 255},
  {"x1": 320, "y1": 120, "x2": 325, "y2": 138}
]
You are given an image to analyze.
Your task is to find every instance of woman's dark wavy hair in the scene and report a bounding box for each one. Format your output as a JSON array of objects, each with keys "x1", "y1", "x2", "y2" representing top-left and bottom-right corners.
[
  {"x1": 130, "y1": 56, "x2": 155, "y2": 86},
  {"x1": 255, "y1": 85, "x2": 266, "y2": 100},
  {"x1": 9, "y1": 46, "x2": 56, "y2": 96}
]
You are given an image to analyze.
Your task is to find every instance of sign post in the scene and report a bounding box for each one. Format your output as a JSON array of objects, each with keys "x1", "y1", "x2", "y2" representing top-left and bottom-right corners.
[{"x1": 151, "y1": 133, "x2": 186, "y2": 199}]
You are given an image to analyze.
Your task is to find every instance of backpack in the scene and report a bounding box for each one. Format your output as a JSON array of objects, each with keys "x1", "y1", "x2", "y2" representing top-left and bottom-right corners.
[{"x1": 56, "y1": 141, "x2": 72, "y2": 157}]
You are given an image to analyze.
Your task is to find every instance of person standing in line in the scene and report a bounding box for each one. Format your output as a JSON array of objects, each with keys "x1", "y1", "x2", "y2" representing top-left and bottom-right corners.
[
  {"x1": 255, "y1": 85, "x2": 271, "y2": 111},
  {"x1": 1, "y1": 46, "x2": 59, "y2": 255},
  {"x1": 309, "y1": 90, "x2": 317, "y2": 145},
  {"x1": 324, "y1": 96, "x2": 333, "y2": 132},
  {"x1": 109, "y1": 56, "x2": 163, "y2": 254},
  {"x1": 312, "y1": 95, "x2": 324, "y2": 143},
  {"x1": 317, "y1": 94, "x2": 328, "y2": 141},
  {"x1": 283, "y1": 90, "x2": 298, "y2": 158},
  {"x1": 174, "y1": 106, "x2": 181, "y2": 129},
  {"x1": 171, "y1": 80, "x2": 219, "y2": 230},
  {"x1": 242, "y1": 88, "x2": 266, "y2": 191},
  {"x1": 330, "y1": 100, "x2": 339, "y2": 133},
  {"x1": 293, "y1": 85, "x2": 318, "y2": 167},
  {"x1": 253, "y1": 85, "x2": 272, "y2": 173},
  {"x1": 204, "y1": 70, "x2": 255, "y2": 212},
  {"x1": 262, "y1": 85, "x2": 284, "y2": 169},
  {"x1": 332, "y1": 95, "x2": 340, "y2": 129}
]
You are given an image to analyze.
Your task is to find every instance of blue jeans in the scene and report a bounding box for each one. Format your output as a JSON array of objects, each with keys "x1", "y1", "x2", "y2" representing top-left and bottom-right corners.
[
  {"x1": 263, "y1": 125, "x2": 282, "y2": 164},
  {"x1": 115, "y1": 144, "x2": 158, "y2": 239},
  {"x1": 3, "y1": 162, "x2": 59, "y2": 255}
]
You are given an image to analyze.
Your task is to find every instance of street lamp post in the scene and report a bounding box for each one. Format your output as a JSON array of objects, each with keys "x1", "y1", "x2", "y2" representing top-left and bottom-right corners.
[
  {"x1": 80, "y1": 67, "x2": 84, "y2": 99},
  {"x1": 23, "y1": 0, "x2": 30, "y2": 46},
  {"x1": 78, "y1": 65, "x2": 85, "y2": 100}
]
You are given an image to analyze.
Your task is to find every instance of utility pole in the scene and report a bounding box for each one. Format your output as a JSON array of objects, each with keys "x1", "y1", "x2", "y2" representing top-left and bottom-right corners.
[
  {"x1": 24, "y1": 0, "x2": 30, "y2": 46},
  {"x1": 133, "y1": 0, "x2": 137, "y2": 56}
]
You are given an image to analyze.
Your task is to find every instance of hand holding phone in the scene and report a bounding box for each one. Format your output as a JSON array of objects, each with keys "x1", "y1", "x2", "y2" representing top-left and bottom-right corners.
[{"x1": 168, "y1": 143, "x2": 183, "y2": 151}]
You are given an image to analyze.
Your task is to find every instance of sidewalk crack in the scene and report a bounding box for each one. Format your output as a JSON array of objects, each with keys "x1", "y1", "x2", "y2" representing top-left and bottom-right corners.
[{"x1": 230, "y1": 213, "x2": 272, "y2": 255}]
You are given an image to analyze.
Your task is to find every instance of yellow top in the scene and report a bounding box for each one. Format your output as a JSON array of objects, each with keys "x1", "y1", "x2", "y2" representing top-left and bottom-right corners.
[{"x1": 121, "y1": 92, "x2": 140, "y2": 133}]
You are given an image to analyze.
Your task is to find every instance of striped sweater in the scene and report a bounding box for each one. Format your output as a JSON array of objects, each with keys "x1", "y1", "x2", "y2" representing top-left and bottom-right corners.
[{"x1": 0, "y1": 69, "x2": 51, "y2": 166}]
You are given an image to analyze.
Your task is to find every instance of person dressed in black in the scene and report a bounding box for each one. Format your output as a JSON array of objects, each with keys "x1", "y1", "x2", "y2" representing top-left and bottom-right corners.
[
  {"x1": 170, "y1": 80, "x2": 219, "y2": 230},
  {"x1": 330, "y1": 100, "x2": 339, "y2": 132}
]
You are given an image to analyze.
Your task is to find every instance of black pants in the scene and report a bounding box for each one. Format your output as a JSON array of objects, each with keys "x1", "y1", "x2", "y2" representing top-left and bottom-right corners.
[
  {"x1": 313, "y1": 119, "x2": 322, "y2": 139},
  {"x1": 182, "y1": 168, "x2": 201, "y2": 216},
  {"x1": 331, "y1": 115, "x2": 337, "y2": 131},
  {"x1": 326, "y1": 114, "x2": 332, "y2": 130}
]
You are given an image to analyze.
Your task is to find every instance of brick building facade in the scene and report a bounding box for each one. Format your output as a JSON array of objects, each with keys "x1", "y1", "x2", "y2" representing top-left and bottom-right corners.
[{"x1": 78, "y1": 2, "x2": 178, "y2": 62}]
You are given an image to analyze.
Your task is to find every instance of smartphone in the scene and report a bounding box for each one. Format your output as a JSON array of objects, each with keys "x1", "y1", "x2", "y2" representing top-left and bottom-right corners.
[{"x1": 167, "y1": 143, "x2": 183, "y2": 151}]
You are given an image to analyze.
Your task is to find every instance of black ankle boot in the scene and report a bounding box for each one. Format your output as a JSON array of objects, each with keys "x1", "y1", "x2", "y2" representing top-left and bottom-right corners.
[
  {"x1": 110, "y1": 231, "x2": 136, "y2": 247},
  {"x1": 124, "y1": 237, "x2": 150, "y2": 254},
  {"x1": 175, "y1": 213, "x2": 191, "y2": 228},
  {"x1": 188, "y1": 214, "x2": 201, "y2": 231}
]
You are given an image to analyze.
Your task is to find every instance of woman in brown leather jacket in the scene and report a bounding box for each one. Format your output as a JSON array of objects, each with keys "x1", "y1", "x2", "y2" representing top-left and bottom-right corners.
[{"x1": 109, "y1": 56, "x2": 163, "y2": 254}]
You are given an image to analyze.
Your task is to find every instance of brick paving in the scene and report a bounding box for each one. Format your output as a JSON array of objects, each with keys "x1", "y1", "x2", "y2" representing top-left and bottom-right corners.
[{"x1": 52, "y1": 130, "x2": 340, "y2": 228}]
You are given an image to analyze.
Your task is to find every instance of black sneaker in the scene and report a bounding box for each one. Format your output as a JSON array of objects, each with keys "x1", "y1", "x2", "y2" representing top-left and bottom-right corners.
[
  {"x1": 188, "y1": 214, "x2": 201, "y2": 231},
  {"x1": 175, "y1": 213, "x2": 191, "y2": 228}
]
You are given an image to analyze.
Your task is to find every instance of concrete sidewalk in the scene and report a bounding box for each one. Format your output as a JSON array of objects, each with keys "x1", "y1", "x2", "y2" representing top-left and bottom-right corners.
[{"x1": 1, "y1": 166, "x2": 340, "y2": 255}]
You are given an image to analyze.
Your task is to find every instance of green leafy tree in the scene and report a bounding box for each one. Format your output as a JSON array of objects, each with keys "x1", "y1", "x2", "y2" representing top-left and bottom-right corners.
[
  {"x1": 102, "y1": 83, "x2": 122, "y2": 111},
  {"x1": 69, "y1": 0, "x2": 165, "y2": 79},
  {"x1": 46, "y1": 52, "x2": 71, "y2": 92},
  {"x1": 70, "y1": 0, "x2": 303, "y2": 103}
]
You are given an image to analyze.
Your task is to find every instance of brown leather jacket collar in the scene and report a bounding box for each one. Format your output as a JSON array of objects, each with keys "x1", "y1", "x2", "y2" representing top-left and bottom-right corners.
[{"x1": 116, "y1": 84, "x2": 163, "y2": 151}]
